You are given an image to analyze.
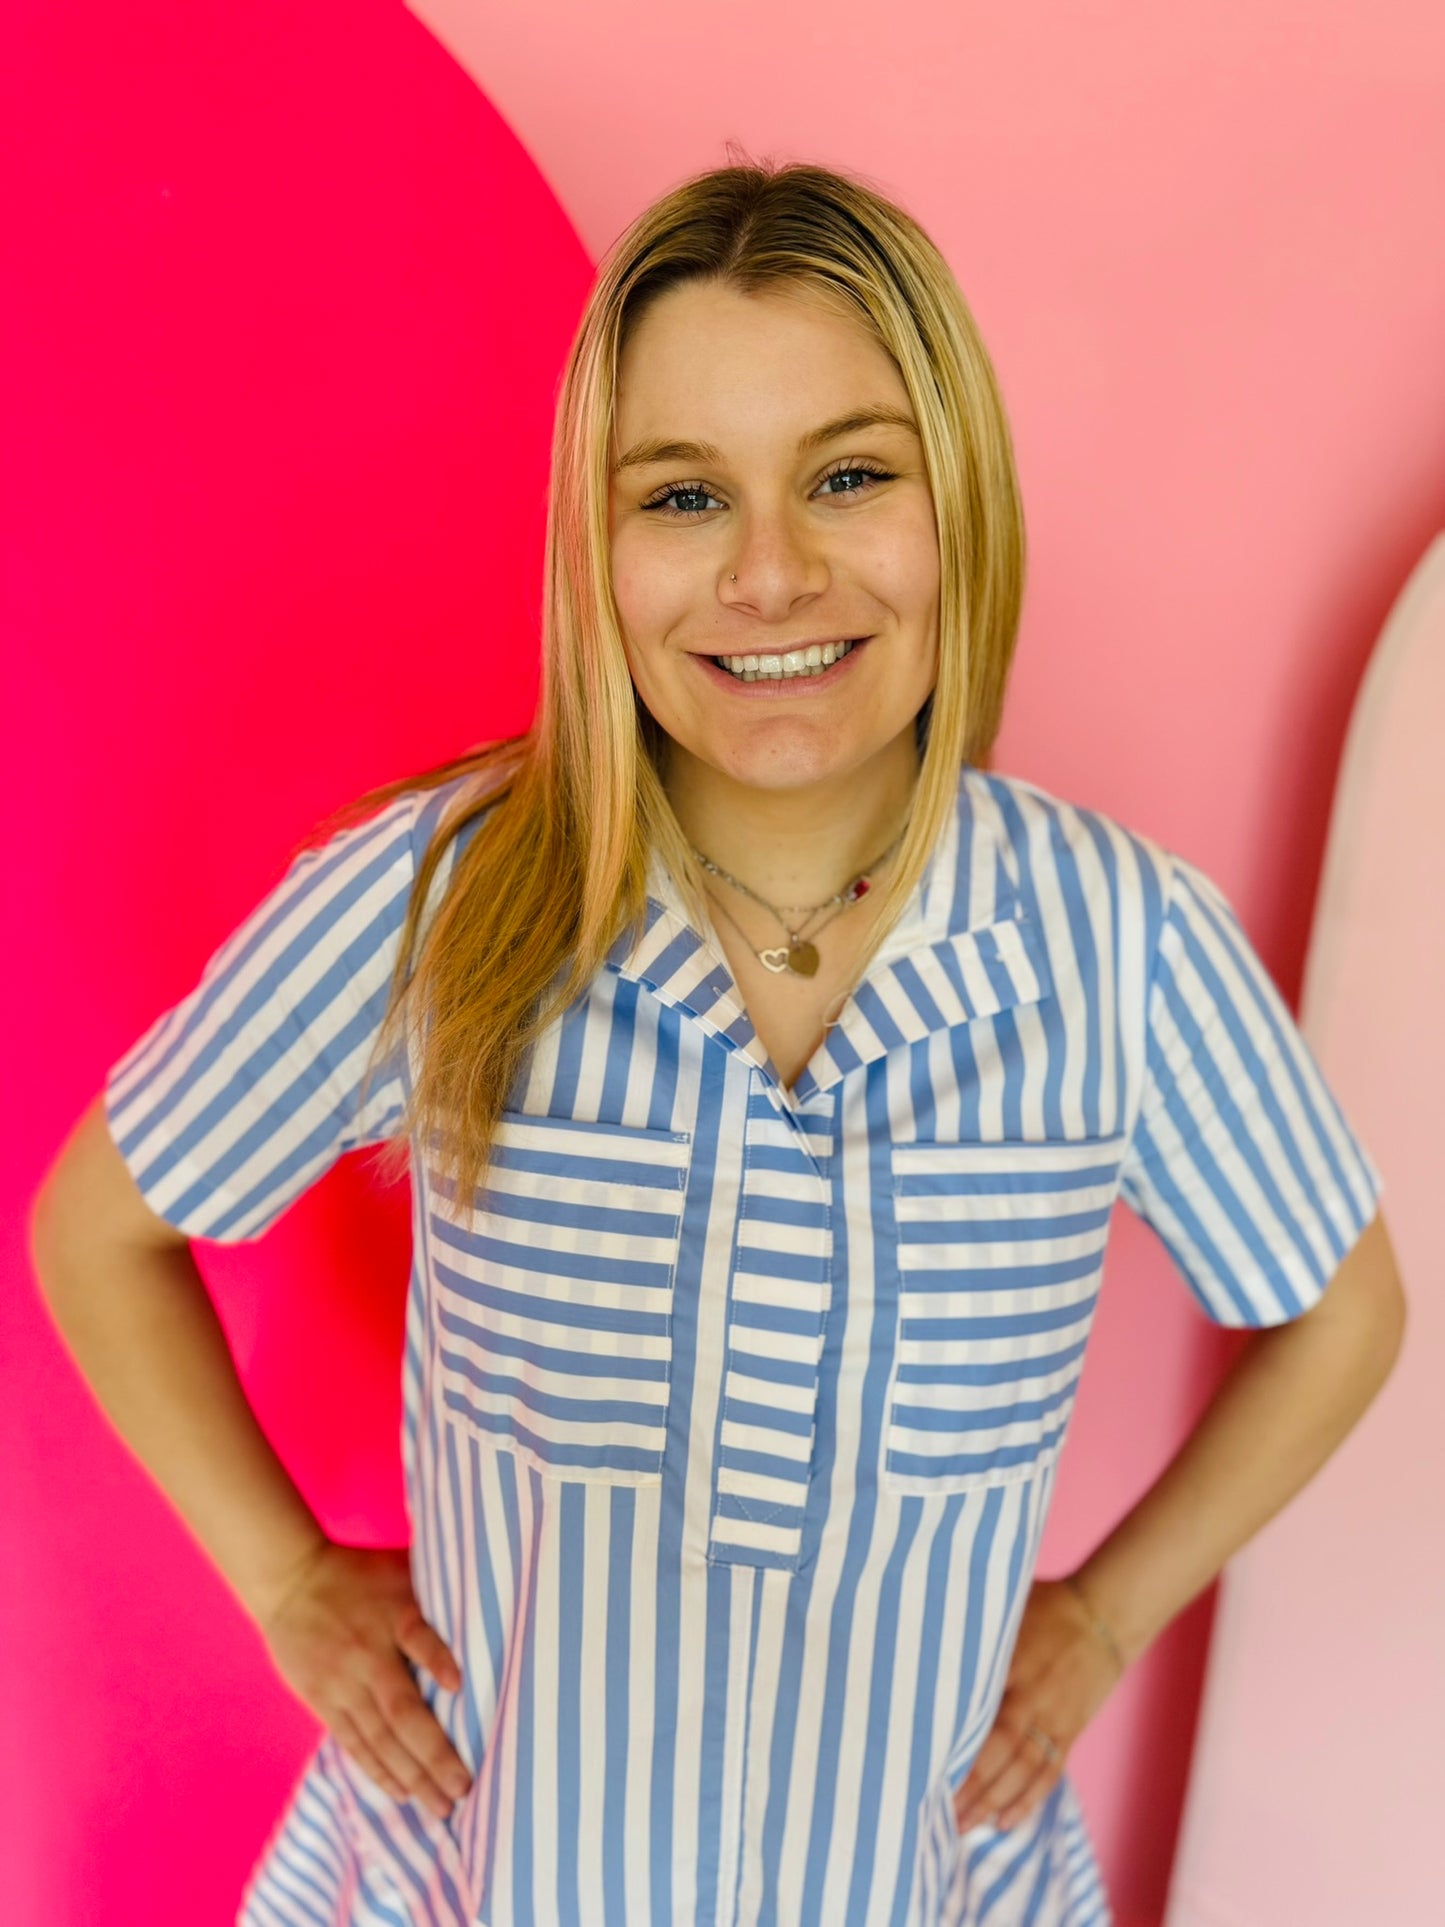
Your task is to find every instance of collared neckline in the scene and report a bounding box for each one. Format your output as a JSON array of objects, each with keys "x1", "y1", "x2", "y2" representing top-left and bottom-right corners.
[{"x1": 600, "y1": 764, "x2": 1051, "y2": 1109}]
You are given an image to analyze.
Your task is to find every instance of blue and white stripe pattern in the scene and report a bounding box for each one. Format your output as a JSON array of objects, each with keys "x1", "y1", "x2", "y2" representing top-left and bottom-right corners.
[{"x1": 105, "y1": 762, "x2": 1384, "y2": 1926}]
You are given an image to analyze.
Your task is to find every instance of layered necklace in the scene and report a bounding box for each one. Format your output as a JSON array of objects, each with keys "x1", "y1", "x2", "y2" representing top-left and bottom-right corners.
[{"x1": 689, "y1": 822, "x2": 908, "y2": 977}]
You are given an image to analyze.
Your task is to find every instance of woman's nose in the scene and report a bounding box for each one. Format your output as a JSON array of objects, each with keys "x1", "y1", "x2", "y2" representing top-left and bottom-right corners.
[{"x1": 721, "y1": 519, "x2": 830, "y2": 612}]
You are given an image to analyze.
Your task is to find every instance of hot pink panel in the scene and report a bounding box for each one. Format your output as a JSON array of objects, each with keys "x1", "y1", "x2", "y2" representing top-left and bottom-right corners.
[{"x1": 4, "y1": 5, "x2": 589, "y2": 1921}]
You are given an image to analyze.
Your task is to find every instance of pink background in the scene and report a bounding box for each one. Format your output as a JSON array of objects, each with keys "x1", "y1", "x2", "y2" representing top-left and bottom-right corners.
[{"x1": 6, "y1": 2, "x2": 1442, "y2": 1921}]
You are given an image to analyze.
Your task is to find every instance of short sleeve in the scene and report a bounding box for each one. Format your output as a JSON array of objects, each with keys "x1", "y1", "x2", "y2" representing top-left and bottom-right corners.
[
  {"x1": 104, "y1": 792, "x2": 426, "y2": 1244},
  {"x1": 1118, "y1": 852, "x2": 1384, "y2": 1326}
]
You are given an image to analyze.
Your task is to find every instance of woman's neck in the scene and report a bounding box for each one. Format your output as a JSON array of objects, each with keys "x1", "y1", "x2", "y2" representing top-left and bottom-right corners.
[{"x1": 662, "y1": 740, "x2": 921, "y2": 908}]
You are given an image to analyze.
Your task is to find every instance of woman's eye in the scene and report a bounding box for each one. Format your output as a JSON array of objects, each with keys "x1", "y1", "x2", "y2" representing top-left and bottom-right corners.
[
  {"x1": 641, "y1": 463, "x2": 894, "y2": 519},
  {"x1": 818, "y1": 463, "x2": 893, "y2": 498},
  {"x1": 643, "y1": 482, "x2": 724, "y2": 518}
]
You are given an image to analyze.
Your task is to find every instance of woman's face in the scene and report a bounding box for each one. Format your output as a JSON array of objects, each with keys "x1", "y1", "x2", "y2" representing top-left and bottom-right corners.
[{"x1": 607, "y1": 280, "x2": 940, "y2": 797}]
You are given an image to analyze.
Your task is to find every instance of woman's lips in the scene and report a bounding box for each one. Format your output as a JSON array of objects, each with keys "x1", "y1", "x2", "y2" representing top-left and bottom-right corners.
[{"x1": 693, "y1": 637, "x2": 872, "y2": 697}]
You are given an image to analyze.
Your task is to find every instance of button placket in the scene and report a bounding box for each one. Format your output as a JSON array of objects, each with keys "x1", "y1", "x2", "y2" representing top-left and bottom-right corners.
[{"x1": 707, "y1": 1098, "x2": 833, "y2": 1569}]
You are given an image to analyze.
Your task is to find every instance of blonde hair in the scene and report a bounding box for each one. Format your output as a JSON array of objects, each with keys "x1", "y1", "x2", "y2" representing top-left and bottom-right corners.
[{"x1": 316, "y1": 155, "x2": 1027, "y2": 1212}]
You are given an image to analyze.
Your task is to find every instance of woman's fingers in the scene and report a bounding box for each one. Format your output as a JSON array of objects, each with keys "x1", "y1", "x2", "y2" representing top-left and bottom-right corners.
[
  {"x1": 372, "y1": 1657, "x2": 473, "y2": 1806},
  {"x1": 333, "y1": 1709, "x2": 408, "y2": 1803},
  {"x1": 350, "y1": 1690, "x2": 456, "y2": 1821},
  {"x1": 953, "y1": 1724, "x2": 1025, "y2": 1831},
  {"x1": 394, "y1": 1601, "x2": 464, "y2": 1694},
  {"x1": 995, "y1": 1755, "x2": 1060, "y2": 1831},
  {"x1": 955, "y1": 1736, "x2": 1056, "y2": 1833},
  {"x1": 978, "y1": 1737, "x2": 1053, "y2": 1830},
  {"x1": 953, "y1": 1699, "x2": 1071, "y2": 1833}
]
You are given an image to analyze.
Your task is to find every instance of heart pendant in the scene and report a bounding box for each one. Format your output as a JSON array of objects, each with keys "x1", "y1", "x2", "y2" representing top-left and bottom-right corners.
[
  {"x1": 787, "y1": 941, "x2": 820, "y2": 977},
  {"x1": 759, "y1": 947, "x2": 791, "y2": 973}
]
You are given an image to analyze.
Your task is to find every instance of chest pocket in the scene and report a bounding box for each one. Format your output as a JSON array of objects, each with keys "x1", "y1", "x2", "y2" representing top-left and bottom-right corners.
[
  {"x1": 429, "y1": 1111, "x2": 692, "y2": 1484},
  {"x1": 885, "y1": 1131, "x2": 1128, "y2": 1494}
]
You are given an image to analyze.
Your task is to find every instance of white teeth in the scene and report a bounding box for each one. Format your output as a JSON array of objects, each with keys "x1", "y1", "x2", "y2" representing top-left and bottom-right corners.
[{"x1": 718, "y1": 639, "x2": 857, "y2": 681}]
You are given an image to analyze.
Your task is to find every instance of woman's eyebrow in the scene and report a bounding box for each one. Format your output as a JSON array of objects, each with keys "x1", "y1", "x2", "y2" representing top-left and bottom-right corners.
[{"x1": 612, "y1": 407, "x2": 920, "y2": 474}]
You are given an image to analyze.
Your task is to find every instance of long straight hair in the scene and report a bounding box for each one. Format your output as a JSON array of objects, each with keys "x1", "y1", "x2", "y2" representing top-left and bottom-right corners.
[{"x1": 317, "y1": 156, "x2": 1027, "y2": 1214}]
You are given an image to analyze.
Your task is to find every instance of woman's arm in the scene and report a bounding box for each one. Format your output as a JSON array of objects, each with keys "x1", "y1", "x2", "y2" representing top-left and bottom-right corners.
[
  {"x1": 954, "y1": 1207, "x2": 1406, "y2": 1833},
  {"x1": 32, "y1": 1097, "x2": 334, "y2": 1620},
  {"x1": 29, "y1": 1095, "x2": 473, "y2": 1820},
  {"x1": 1074, "y1": 1204, "x2": 1406, "y2": 1664}
]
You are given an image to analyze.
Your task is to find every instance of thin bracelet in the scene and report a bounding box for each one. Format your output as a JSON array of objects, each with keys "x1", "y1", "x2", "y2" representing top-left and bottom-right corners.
[{"x1": 1064, "y1": 1572, "x2": 1127, "y2": 1674}]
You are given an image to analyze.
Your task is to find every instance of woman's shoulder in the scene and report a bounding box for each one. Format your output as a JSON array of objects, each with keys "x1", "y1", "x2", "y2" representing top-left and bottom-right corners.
[
  {"x1": 263, "y1": 767, "x2": 515, "y2": 961},
  {"x1": 964, "y1": 762, "x2": 1175, "y2": 890},
  {"x1": 408, "y1": 765, "x2": 509, "y2": 853},
  {"x1": 317, "y1": 763, "x2": 512, "y2": 871}
]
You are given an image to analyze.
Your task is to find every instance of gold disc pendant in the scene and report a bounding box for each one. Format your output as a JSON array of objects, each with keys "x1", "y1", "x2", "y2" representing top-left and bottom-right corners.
[{"x1": 787, "y1": 940, "x2": 820, "y2": 977}]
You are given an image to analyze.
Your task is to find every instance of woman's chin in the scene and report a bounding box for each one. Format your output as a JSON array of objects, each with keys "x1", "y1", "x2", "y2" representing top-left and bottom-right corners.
[{"x1": 676, "y1": 732, "x2": 872, "y2": 795}]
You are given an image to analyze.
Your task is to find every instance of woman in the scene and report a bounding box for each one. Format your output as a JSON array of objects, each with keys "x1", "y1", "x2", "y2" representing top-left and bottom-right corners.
[{"x1": 32, "y1": 160, "x2": 1405, "y2": 1926}]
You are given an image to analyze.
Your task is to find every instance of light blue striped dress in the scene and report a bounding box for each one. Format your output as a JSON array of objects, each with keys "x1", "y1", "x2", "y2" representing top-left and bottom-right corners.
[{"x1": 104, "y1": 762, "x2": 1384, "y2": 1927}]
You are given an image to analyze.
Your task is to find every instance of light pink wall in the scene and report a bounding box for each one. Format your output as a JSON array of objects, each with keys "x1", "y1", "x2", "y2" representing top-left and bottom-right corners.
[
  {"x1": 412, "y1": 6, "x2": 1445, "y2": 1921},
  {"x1": 7, "y1": 1, "x2": 1443, "y2": 1921}
]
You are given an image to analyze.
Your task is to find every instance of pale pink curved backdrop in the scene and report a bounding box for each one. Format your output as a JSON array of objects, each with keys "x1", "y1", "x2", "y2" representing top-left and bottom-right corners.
[
  {"x1": 1165, "y1": 536, "x2": 1445, "y2": 1924},
  {"x1": 6, "y1": 2, "x2": 1444, "y2": 1922}
]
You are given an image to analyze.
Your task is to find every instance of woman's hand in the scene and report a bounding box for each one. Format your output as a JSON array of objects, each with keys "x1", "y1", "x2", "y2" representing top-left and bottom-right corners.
[
  {"x1": 952, "y1": 1576, "x2": 1125, "y2": 1835},
  {"x1": 951, "y1": 1219, "x2": 1406, "y2": 1838},
  {"x1": 257, "y1": 1540, "x2": 472, "y2": 1822}
]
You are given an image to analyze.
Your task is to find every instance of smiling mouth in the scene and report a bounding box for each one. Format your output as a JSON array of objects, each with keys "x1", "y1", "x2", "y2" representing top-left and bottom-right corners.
[{"x1": 708, "y1": 638, "x2": 867, "y2": 682}]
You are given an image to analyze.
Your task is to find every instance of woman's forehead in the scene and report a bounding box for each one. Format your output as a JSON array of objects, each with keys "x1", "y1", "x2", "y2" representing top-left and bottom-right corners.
[{"x1": 611, "y1": 289, "x2": 910, "y2": 463}]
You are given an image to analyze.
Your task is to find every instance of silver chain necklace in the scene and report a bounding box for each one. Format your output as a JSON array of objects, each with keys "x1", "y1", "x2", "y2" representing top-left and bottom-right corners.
[{"x1": 689, "y1": 824, "x2": 907, "y2": 976}]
